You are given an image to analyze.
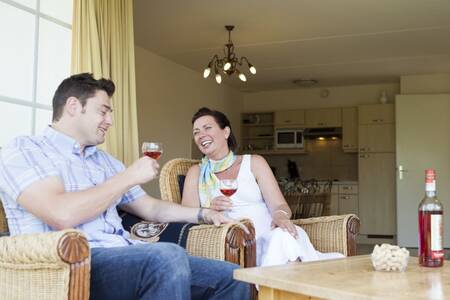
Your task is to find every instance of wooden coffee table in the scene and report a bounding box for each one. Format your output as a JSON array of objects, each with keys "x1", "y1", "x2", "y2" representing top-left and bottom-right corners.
[{"x1": 234, "y1": 255, "x2": 449, "y2": 300}]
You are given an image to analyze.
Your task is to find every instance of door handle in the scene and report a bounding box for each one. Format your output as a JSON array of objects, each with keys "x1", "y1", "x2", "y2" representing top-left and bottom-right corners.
[{"x1": 398, "y1": 165, "x2": 408, "y2": 180}]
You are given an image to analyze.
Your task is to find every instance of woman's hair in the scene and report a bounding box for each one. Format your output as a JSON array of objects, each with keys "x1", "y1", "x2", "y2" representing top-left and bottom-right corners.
[{"x1": 192, "y1": 107, "x2": 238, "y2": 151}]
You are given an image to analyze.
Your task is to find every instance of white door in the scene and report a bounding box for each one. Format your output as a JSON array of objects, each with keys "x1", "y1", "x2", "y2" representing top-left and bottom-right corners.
[{"x1": 396, "y1": 94, "x2": 450, "y2": 247}]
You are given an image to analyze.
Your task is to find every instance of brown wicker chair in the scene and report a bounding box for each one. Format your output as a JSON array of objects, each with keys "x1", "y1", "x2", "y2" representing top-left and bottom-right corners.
[
  {"x1": 160, "y1": 158, "x2": 361, "y2": 257},
  {"x1": 159, "y1": 158, "x2": 256, "y2": 268},
  {"x1": 0, "y1": 202, "x2": 90, "y2": 300}
]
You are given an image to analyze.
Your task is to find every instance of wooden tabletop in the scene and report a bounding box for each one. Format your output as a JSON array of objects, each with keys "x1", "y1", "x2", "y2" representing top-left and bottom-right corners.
[{"x1": 234, "y1": 255, "x2": 450, "y2": 300}]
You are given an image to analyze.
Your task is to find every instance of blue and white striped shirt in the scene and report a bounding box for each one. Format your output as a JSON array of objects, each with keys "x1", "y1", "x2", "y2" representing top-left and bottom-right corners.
[{"x1": 0, "y1": 126, "x2": 146, "y2": 248}]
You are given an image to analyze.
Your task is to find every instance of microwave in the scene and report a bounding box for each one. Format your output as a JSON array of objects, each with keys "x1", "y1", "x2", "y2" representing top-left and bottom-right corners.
[{"x1": 275, "y1": 128, "x2": 304, "y2": 149}]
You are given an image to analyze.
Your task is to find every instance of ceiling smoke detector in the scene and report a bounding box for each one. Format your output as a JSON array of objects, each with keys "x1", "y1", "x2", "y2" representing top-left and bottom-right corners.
[{"x1": 293, "y1": 79, "x2": 318, "y2": 87}]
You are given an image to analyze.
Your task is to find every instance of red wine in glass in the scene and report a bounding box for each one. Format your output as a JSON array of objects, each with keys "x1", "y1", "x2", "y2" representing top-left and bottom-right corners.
[
  {"x1": 142, "y1": 142, "x2": 163, "y2": 160},
  {"x1": 144, "y1": 151, "x2": 162, "y2": 160},
  {"x1": 220, "y1": 188, "x2": 237, "y2": 197},
  {"x1": 220, "y1": 179, "x2": 238, "y2": 197}
]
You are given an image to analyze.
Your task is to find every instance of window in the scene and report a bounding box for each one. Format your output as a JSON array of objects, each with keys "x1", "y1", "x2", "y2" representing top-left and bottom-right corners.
[{"x1": 0, "y1": 0, "x2": 72, "y2": 146}]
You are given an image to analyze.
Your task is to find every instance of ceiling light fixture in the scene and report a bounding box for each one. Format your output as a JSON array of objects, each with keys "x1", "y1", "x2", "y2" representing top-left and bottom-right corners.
[{"x1": 203, "y1": 25, "x2": 256, "y2": 84}]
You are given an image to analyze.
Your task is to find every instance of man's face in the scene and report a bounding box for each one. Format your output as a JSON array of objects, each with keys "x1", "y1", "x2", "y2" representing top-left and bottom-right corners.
[{"x1": 76, "y1": 90, "x2": 113, "y2": 147}]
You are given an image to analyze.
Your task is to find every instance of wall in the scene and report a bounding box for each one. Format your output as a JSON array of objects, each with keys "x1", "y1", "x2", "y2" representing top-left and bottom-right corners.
[
  {"x1": 243, "y1": 83, "x2": 399, "y2": 181},
  {"x1": 400, "y1": 73, "x2": 450, "y2": 94},
  {"x1": 135, "y1": 46, "x2": 243, "y2": 196},
  {"x1": 243, "y1": 83, "x2": 400, "y2": 111}
]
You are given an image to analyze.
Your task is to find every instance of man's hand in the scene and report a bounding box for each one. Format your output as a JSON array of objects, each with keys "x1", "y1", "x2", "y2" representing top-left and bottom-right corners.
[
  {"x1": 209, "y1": 195, "x2": 232, "y2": 211},
  {"x1": 271, "y1": 210, "x2": 298, "y2": 238},
  {"x1": 125, "y1": 157, "x2": 160, "y2": 185}
]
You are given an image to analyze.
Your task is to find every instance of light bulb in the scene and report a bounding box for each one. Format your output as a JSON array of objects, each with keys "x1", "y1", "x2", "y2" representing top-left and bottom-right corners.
[
  {"x1": 238, "y1": 73, "x2": 247, "y2": 82},
  {"x1": 203, "y1": 67, "x2": 211, "y2": 78},
  {"x1": 215, "y1": 74, "x2": 222, "y2": 84},
  {"x1": 223, "y1": 62, "x2": 231, "y2": 71},
  {"x1": 249, "y1": 65, "x2": 256, "y2": 74}
]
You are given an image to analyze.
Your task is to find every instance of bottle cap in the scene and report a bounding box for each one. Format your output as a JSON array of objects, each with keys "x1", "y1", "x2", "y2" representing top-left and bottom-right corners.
[{"x1": 425, "y1": 169, "x2": 436, "y2": 183}]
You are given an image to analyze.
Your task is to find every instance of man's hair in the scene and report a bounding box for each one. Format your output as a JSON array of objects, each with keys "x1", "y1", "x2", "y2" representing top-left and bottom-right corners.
[
  {"x1": 192, "y1": 107, "x2": 238, "y2": 151},
  {"x1": 52, "y1": 73, "x2": 115, "y2": 121}
]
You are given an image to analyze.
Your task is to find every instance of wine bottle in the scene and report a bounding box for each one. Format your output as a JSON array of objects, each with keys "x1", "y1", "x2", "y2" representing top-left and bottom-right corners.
[{"x1": 418, "y1": 169, "x2": 444, "y2": 267}]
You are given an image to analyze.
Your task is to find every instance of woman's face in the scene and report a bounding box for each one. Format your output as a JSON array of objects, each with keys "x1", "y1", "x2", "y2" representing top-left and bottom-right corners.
[{"x1": 193, "y1": 115, "x2": 230, "y2": 157}]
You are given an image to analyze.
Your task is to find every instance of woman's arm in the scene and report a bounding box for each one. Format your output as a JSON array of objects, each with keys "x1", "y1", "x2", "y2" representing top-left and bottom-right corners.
[
  {"x1": 251, "y1": 155, "x2": 297, "y2": 237},
  {"x1": 181, "y1": 164, "x2": 201, "y2": 208}
]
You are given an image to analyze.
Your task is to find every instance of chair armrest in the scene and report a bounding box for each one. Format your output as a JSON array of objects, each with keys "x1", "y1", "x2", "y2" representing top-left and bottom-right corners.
[
  {"x1": 293, "y1": 214, "x2": 360, "y2": 256},
  {"x1": 0, "y1": 230, "x2": 90, "y2": 300},
  {"x1": 0, "y1": 229, "x2": 89, "y2": 265},
  {"x1": 186, "y1": 219, "x2": 256, "y2": 267}
]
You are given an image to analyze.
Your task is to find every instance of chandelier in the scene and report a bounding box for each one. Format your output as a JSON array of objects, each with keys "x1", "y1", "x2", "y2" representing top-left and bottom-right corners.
[{"x1": 203, "y1": 25, "x2": 256, "y2": 84}]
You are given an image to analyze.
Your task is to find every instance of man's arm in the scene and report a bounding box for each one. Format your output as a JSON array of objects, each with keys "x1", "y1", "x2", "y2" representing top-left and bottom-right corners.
[
  {"x1": 121, "y1": 194, "x2": 233, "y2": 226},
  {"x1": 17, "y1": 156, "x2": 159, "y2": 230}
]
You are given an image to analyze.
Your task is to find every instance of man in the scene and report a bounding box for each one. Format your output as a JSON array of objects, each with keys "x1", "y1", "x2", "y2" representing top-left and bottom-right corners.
[{"x1": 0, "y1": 73, "x2": 250, "y2": 299}]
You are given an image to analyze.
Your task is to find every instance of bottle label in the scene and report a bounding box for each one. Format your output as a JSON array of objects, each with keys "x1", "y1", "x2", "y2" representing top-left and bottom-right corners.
[
  {"x1": 431, "y1": 215, "x2": 443, "y2": 256},
  {"x1": 425, "y1": 182, "x2": 436, "y2": 192}
]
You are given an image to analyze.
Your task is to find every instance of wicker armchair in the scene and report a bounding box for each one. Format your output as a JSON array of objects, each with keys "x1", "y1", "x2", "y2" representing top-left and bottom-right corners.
[
  {"x1": 160, "y1": 158, "x2": 360, "y2": 258},
  {"x1": 159, "y1": 158, "x2": 256, "y2": 268},
  {"x1": 0, "y1": 203, "x2": 90, "y2": 300}
]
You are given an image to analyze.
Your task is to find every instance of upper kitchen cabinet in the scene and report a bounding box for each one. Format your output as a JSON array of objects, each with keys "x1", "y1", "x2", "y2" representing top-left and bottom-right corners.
[
  {"x1": 359, "y1": 104, "x2": 394, "y2": 124},
  {"x1": 305, "y1": 108, "x2": 342, "y2": 128},
  {"x1": 358, "y1": 123, "x2": 395, "y2": 153},
  {"x1": 274, "y1": 109, "x2": 305, "y2": 127},
  {"x1": 241, "y1": 112, "x2": 274, "y2": 152},
  {"x1": 358, "y1": 104, "x2": 395, "y2": 153},
  {"x1": 342, "y1": 107, "x2": 358, "y2": 152}
]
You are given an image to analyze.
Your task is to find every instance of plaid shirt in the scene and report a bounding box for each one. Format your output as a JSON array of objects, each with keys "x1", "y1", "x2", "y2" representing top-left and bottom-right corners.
[{"x1": 0, "y1": 126, "x2": 146, "y2": 248}]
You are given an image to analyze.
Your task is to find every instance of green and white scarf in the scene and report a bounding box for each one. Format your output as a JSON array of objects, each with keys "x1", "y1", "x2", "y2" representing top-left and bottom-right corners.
[{"x1": 198, "y1": 151, "x2": 236, "y2": 207}]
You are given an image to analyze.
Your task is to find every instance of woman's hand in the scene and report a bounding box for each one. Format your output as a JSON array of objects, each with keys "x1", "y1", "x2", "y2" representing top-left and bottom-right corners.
[
  {"x1": 209, "y1": 195, "x2": 232, "y2": 211},
  {"x1": 271, "y1": 210, "x2": 298, "y2": 238},
  {"x1": 201, "y1": 209, "x2": 250, "y2": 235},
  {"x1": 202, "y1": 208, "x2": 233, "y2": 226}
]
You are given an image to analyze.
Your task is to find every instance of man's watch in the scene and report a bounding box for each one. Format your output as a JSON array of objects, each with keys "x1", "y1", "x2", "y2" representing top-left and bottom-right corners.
[{"x1": 197, "y1": 207, "x2": 206, "y2": 224}]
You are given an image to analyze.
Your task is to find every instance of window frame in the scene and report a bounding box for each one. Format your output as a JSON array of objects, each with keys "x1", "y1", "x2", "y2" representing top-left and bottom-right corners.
[{"x1": 0, "y1": 0, "x2": 71, "y2": 143}]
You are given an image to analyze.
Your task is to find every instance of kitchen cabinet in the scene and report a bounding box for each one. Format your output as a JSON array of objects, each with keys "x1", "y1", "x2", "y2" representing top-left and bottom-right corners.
[
  {"x1": 305, "y1": 108, "x2": 342, "y2": 128},
  {"x1": 342, "y1": 107, "x2": 358, "y2": 152},
  {"x1": 358, "y1": 153, "x2": 396, "y2": 235},
  {"x1": 357, "y1": 103, "x2": 396, "y2": 238},
  {"x1": 330, "y1": 182, "x2": 358, "y2": 215},
  {"x1": 358, "y1": 124, "x2": 395, "y2": 153},
  {"x1": 359, "y1": 104, "x2": 394, "y2": 124},
  {"x1": 274, "y1": 109, "x2": 305, "y2": 127},
  {"x1": 241, "y1": 112, "x2": 274, "y2": 152}
]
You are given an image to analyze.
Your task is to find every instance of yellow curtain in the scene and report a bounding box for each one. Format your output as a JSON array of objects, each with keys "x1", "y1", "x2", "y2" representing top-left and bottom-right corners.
[{"x1": 71, "y1": 0, "x2": 139, "y2": 166}]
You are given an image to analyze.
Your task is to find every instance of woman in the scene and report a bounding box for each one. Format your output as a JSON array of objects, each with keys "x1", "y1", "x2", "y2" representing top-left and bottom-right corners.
[{"x1": 182, "y1": 107, "x2": 343, "y2": 266}]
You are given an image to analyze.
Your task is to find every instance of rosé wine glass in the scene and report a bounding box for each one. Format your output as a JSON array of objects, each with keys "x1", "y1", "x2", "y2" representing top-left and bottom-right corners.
[
  {"x1": 142, "y1": 142, "x2": 163, "y2": 160},
  {"x1": 220, "y1": 179, "x2": 238, "y2": 197}
]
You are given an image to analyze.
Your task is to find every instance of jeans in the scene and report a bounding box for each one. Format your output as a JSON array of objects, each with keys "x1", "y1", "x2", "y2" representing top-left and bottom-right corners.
[{"x1": 90, "y1": 242, "x2": 250, "y2": 300}]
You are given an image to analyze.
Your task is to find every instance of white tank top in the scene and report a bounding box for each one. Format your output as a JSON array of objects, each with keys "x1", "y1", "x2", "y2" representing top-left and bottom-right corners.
[{"x1": 211, "y1": 155, "x2": 272, "y2": 239}]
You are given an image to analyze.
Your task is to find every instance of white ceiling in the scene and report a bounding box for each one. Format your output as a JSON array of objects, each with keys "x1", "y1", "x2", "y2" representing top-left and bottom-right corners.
[{"x1": 133, "y1": 0, "x2": 450, "y2": 92}]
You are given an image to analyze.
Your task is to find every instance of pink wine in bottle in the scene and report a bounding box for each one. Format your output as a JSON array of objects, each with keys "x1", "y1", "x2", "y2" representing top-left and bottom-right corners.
[{"x1": 418, "y1": 169, "x2": 444, "y2": 267}]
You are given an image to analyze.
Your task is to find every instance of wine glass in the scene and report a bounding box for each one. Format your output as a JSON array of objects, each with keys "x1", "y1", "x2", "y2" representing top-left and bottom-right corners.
[
  {"x1": 142, "y1": 142, "x2": 163, "y2": 160},
  {"x1": 219, "y1": 179, "x2": 238, "y2": 197}
]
